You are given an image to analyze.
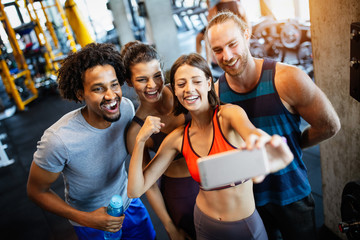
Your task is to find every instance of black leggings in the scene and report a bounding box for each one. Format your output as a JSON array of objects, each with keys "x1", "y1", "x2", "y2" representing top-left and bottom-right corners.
[
  {"x1": 160, "y1": 175, "x2": 199, "y2": 239},
  {"x1": 194, "y1": 204, "x2": 268, "y2": 240}
]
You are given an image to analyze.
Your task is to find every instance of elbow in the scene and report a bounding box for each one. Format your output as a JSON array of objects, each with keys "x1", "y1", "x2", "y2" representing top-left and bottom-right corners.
[
  {"x1": 26, "y1": 185, "x2": 40, "y2": 205},
  {"x1": 127, "y1": 186, "x2": 142, "y2": 199},
  {"x1": 127, "y1": 192, "x2": 141, "y2": 199},
  {"x1": 26, "y1": 185, "x2": 41, "y2": 205},
  {"x1": 328, "y1": 117, "x2": 341, "y2": 138},
  {"x1": 26, "y1": 189, "x2": 33, "y2": 201},
  {"x1": 26, "y1": 181, "x2": 35, "y2": 202}
]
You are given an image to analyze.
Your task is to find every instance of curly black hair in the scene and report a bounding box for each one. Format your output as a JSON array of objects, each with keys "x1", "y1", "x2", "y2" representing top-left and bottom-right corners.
[{"x1": 57, "y1": 43, "x2": 124, "y2": 103}]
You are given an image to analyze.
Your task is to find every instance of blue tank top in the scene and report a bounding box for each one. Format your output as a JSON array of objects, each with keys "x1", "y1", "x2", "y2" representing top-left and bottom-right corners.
[{"x1": 218, "y1": 59, "x2": 311, "y2": 206}]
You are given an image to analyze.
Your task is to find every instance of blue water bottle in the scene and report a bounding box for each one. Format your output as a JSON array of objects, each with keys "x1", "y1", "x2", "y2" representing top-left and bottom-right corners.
[{"x1": 104, "y1": 195, "x2": 124, "y2": 240}]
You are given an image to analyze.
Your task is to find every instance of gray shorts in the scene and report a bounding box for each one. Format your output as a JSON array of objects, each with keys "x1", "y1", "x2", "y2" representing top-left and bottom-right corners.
[{"x1": 194, "y1": 204, "x2": 268, "y2": 240}]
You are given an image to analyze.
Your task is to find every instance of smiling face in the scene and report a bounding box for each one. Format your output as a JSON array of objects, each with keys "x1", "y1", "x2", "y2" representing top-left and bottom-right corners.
[
  {"x1": 173, "y1": 64, "x2": 211, "y2": 112},
  {"x1": 207, "y1": 20, "x2": 250, "y2": 77},
  {"x1": 78, "y1": 64, "x2": 122, "y2": 129},
  {"x1": 128, "y1": 59, "x2": 164, "y2": 103}
]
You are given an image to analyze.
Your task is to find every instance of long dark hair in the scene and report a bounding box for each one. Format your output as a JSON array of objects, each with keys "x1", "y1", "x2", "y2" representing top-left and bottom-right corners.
[
  {"x1": 169, "y1": 53, "x2": 220, "y2": 116},
  {"x1": 120, "y1": 40, "x2": 163, "y2": 82}
]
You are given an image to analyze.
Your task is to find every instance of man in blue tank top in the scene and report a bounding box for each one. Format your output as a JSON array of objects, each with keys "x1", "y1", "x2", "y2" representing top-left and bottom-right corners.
[{"x1": 205, "y1": 11, "x2": 340, "y2": 240}]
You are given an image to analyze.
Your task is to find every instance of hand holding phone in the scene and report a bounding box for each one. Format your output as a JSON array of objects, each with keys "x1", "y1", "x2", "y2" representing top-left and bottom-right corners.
[{"x1": 197, "y1": 148, "x2": 269, "y2": 190}]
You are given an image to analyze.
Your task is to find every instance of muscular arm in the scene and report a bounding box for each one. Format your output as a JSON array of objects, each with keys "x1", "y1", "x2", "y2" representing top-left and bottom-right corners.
[
  {"x1": 27, "y1": 162, "x2": 122, "y2": 232},
  {"x1": 127, "y1": 116, "x2": 180, "y2": 198},
  {"x1": 27, "y1": 162, "x2": 81, "y2": 219},
  {"x1": 126, "y1": 123, "x2": 184, "y2": 238},
  {"x1": 276, "y1": 64, "x2": 341, "y2": 148},
  {"x1": 219, "y1": 104, "x2": 263, "y2": 145}
]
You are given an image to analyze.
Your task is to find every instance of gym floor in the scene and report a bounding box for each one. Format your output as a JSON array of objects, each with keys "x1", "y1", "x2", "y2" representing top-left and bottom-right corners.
[{"x1": 0, "y1": 30, "x2": 343, "y2": 240}]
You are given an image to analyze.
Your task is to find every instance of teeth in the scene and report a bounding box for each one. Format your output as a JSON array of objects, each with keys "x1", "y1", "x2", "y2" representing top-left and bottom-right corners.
[
  {"x1": 225, "y1": 59, "x2": 237, "y2": 66},
  {"x1": 185, "y1": 96, "x2": 198, "y2": 100},
  {"x1": 104, "y1": 101, "x2": 117, "y2": 109},
  {"x1": 146, "y1": 90, "x2": 157, "y2": 95}
]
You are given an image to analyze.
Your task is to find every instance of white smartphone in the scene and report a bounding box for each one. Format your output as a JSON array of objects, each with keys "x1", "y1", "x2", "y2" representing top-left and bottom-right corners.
[{"x1": 197, "y1": 148, "x2": 270, "y2": 190}]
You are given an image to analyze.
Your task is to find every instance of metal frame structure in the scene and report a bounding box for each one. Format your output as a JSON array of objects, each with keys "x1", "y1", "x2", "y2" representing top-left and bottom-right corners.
[
  {"x1": 0, "y1": 2, "x2": 38, "y2": 111},
  {"x1": 23, "y1": 0, "x2": 60, "y2": 73},
  {"x1": 31, "y1": 0, "x2": 77, "y2": 53},
  {"x1": 0, "y1": 0, "x2": 79, "y2": 111}
]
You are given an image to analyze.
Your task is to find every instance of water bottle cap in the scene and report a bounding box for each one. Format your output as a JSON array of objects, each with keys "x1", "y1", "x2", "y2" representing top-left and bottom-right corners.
[{"x1": 109, "y1": 195, "x2": 123, "y2": 208}]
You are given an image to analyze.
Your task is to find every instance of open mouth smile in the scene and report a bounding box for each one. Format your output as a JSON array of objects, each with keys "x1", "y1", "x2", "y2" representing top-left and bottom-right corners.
[
  {"x1": 184, "y1": 95, "x2": 199, "y2": 104},
  {"x1": 145, "y1": 89, "x2": 159, "y2": 98},
  {"x1": 224, "y1": 59, "x2": 237, "y2": 67},
  {"x1": 102, "y1": 100, "x2": 119, "y2": 113}
]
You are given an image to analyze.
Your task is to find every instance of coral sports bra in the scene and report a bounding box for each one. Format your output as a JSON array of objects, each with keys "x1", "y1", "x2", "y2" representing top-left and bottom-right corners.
[{"x1": 182, "y1": 107, "x2": 239, "y2": 187}]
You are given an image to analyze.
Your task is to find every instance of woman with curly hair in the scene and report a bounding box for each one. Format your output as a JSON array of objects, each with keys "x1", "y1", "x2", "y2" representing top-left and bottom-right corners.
[{"x1": 27, "y1": 43, "x2": 156, "y2": 240}]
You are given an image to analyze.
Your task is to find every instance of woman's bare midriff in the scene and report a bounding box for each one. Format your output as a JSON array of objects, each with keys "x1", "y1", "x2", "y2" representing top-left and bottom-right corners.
[{"x1": 196, "y1": 180, "x2": 255, "y2": 221}]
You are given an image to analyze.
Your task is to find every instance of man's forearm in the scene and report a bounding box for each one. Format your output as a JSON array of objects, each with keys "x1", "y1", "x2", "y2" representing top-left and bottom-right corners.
[
  {"x1": 300, "y1": 123, "x2": 340, "y2": 149},
  {"x1": 28, "y1": 189, "x2": 86, "y2": 225}
]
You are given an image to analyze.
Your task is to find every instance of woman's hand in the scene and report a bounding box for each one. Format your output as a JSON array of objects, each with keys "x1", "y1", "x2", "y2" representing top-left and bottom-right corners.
[
  {"x1": 265, "y1": 135, "x2": 294, "y2": 174},
  {"x1": 245, "y1": 134, "x2": 294, "y2": 183},
  {"x1": 128, "y1": 116, "x2": 166, "y2": 198},
  {"x1": 136, "y1": 116, "x2": 165, "y2": 143},
  {"x1": 165, "y1": 222, "x2": 189, "y2": 240}
]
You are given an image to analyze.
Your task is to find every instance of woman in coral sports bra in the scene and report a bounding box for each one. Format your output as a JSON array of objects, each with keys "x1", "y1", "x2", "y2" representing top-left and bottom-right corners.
[{"x1": 127, "y1": 53, "x2": 293, "y2": 240}]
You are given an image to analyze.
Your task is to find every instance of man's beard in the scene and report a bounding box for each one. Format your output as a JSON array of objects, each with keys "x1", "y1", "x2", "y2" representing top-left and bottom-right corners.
[
  {"x1": 223, "y1": 52, "x2": 248, "y2": 77},
  {"x1": 104, "y1": 113, "x2": 121, "y2": 122}
]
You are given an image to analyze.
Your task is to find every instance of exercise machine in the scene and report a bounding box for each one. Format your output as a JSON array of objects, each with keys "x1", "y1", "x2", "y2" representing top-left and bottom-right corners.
[{"x1": 339, "y1": 181, "x2": 360, "y2": 240}]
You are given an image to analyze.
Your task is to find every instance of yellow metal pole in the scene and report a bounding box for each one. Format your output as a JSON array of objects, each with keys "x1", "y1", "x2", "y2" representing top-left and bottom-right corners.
[
  {"x1": 0, "y1": 2, "x2": 38, "y2": 111},
  {"x1": 25, "y1": 0, "x2": 59, "y2": 72},
  {"x1": 0, "y1": 52, "x2": 38, "y2": 110},
  {"x1": 40, "y1": 1, "x2": 59, "y2": 49},
  {"x1": 64, "y1": 0, "x2": 94, "y2": 47},
  {"x1": 0, "y1": 3, "x2": 27, "y2": 70},
  {"x1": 0, "y1": 52, "x2": 12, "y2": 96},
  {"x1": 53, "y1": 0, "x2": 77, "y2": 52},
  {"x1": 0, "y1": 50, "x2": 25, "y2": 110}
]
